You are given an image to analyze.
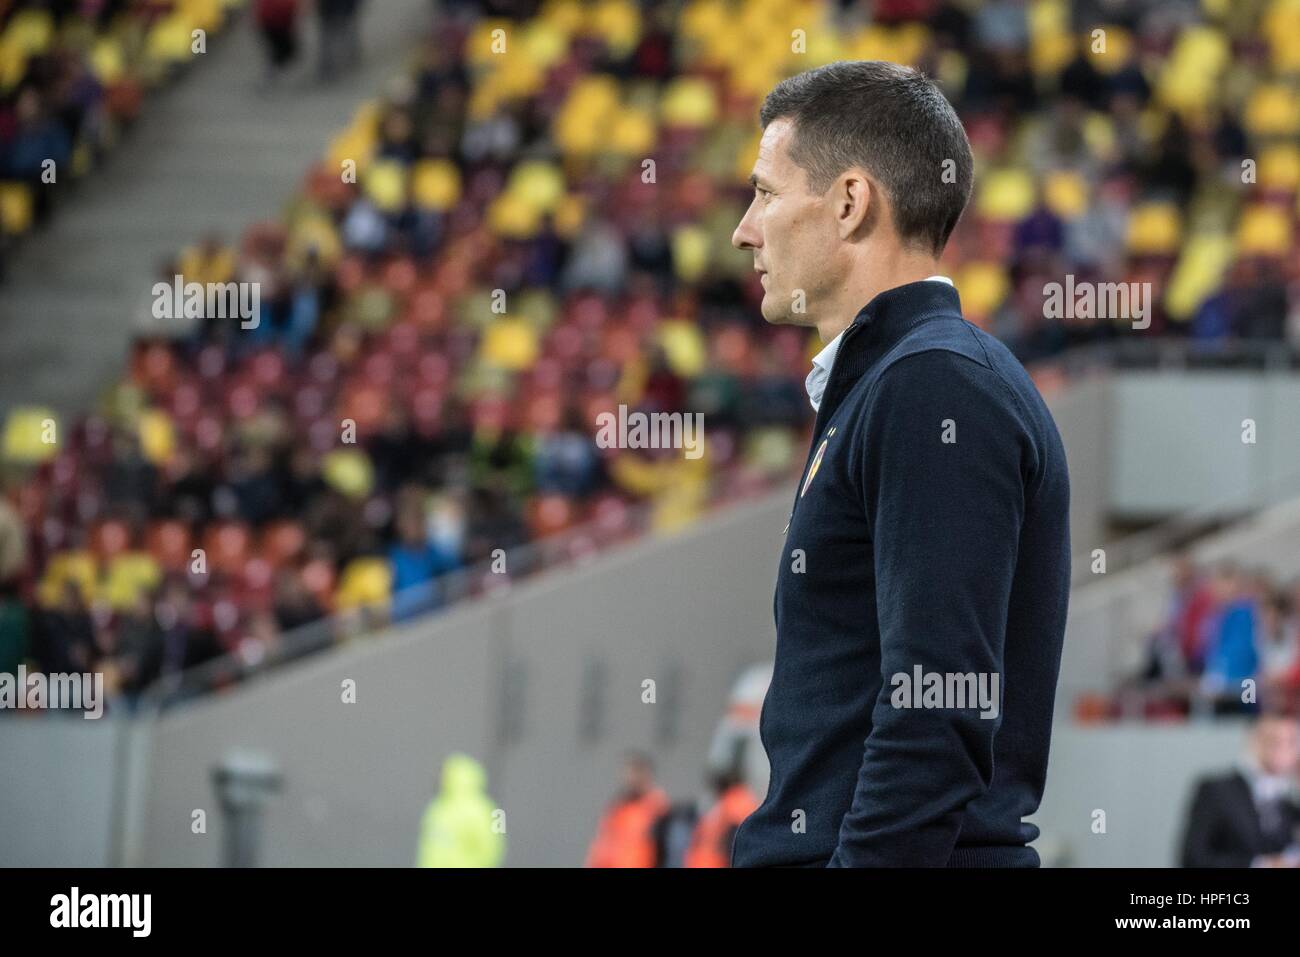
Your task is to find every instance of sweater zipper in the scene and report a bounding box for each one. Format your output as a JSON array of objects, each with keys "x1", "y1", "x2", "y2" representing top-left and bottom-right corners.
[{"x1": 783, "y1": 321, "x2": 862, "y2": 534}]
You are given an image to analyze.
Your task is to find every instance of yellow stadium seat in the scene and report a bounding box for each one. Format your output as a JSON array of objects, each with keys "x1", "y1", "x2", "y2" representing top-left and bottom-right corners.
[
  {"x1": 101, "y1": 553, "x2": 163, "y2": 610},
  {"x1": 1156, "y1": 26, "x2": 1228, "y2": 112},
  {"x1": 321, "y1": 449, "x2": 375, "y2": 500},
  {"x1": 976, "y1": 168, "x2": 1037, "y2": 221},
  {"x1": 335, "y1": 557, "x2": 393, "y2": 612},
  {"x1": 657, "y1": 320, "x2": 707, "y2": 378},
  {"x1": 412, "y1": 159, "x2": 462, "y2": 211},
  {"x1": 487, "y1": 190, "x2": 543, "y2": 238},
  {"x1": 287, "y1": 212, "x2": 343, "y2": 269},
  {"x1": 521, "y1": 19, "x2": 571, "y2": 69},
  {"x1": 138, "y1": 409, "x2": 177, "y2": 465},
  {"x1": 539, "y1": 0, "x2": 585, "y2": 37},
  {"x1": 3, "y1": 9, "x2": 54, "y2": 56},
  {"x1": 0, "y1": 183, "x2": 34, "y2": 236},
  {"x1": 146, "y1": 13, "x2": 198, "y2": 65},
  {"x1": 38, "y1": 551, "x2": 96, "y2": 608},
  {"x1": 507, "y1": 161, "x2": 566, "y2": 213},
  {"x1": 1126, "y1": 203, "x2": 1182, "y2": 255},
  {"x1": 590, "y1": 0, "x2": 642, "y2": 58},
  {"x1": 1235, "y1": 204, "x2": 1293, "y2": 255},
  {"x1": 660, "y1": 77, "x2": 718, "y2": 128},
  {"x1": 363, "y1": 160, "x2": 408, "y2": 213},
  {"x1": 1245, "y1": 84, "x2": 1300, "y2": 137},
  {"x1": 955, "y1": 262, "x2": 1010, "y2": 320},
  {"x1": 671, "y1": 225, "x2": 711, "y2": 282},
  {"x1": 2, "y1": 406, "x2": 59, "y2": 462},
  {"x1": 1044, "y1": 171, "x2": 1090, "y2": 219},
  {"x1": 1264, "y1": 0, "x2": 1300, "y2": 73},
  {"x1": 1258, "y1": 145, "x2": 1300, "y2": 191},
  {"x1": 89, "y1": 38, "x2": 127, "y2": 84},
  {"x1": 480, "y1": 317, "x2": 540, "y2": 371},
  {"x1": 608, "y1": 108, "x2": 656, "y2": 156},
  {"x1": 552, "y1": 193, "x2": 586, "y2": 239},
  {"x1": 1087, "y1": 26, "x2": 1134, "y2": 75}
]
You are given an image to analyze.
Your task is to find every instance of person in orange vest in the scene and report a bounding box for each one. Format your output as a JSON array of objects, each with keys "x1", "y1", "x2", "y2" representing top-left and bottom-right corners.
[
  {"x1": 585, "y1": 751, "x2": 670, "y2": 868},
  {"x1": 685, "y1": 770, "x2": 760, "y2": 868}
]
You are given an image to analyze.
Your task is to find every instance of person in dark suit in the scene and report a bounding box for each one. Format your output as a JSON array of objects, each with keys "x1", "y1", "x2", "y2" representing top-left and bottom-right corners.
[
  {"x1": 1181, "y1": 714, "x2": 1300, "y2": 867},
  {"x1": 728, "y1": 61, "x2": 1071, "y2": 867}
]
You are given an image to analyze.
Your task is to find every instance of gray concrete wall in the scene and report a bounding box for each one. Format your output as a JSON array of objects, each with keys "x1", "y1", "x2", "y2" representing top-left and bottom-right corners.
[
  {"x1": 0, "y1": 717, "x2": 123, "y2": 866},
  {"x1": 1045, "y1": 373, "x2": 1112, "y2": 558},
  {"x1": 1111, "y1": 372, "x2": 1300, "y2": 517}
]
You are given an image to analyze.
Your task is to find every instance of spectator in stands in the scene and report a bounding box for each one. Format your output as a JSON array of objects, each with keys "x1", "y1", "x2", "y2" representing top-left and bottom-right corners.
[
  {"x1": 1181, "y1": 714, "x2": 1300, "y2": 867},
  {"x1": 1261, "y1": 585, "x2": 1300, "y2": 712},
  {"x1": 272, "y1": 568, "x2": 324, "y2": 634},
  {"x1": 1200, "y1": 563, "x2": 1261, "y2": 713},
  {"x1": 35, "y1": 580, "x2": 94, "y2": 676},
  {"x1": 2, "y1": 88, "x2": 70, "y2": 223},
  {"x1": 585, "y1": 751, "x2": 670, "y2": 868},
  {"x1": 387, "y1": 490, "x2": 457, "y2": 621}
]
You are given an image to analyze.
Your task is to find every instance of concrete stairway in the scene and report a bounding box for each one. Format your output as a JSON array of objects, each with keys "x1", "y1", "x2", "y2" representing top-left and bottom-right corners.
[{"x1": 0, "y1": 0, "x2": 433, "y2": 419}]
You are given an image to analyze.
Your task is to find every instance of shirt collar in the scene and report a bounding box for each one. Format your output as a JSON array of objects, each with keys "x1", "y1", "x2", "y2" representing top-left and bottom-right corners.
[
  {"x1": 805, "y1": 275, "x2": 954, "y2": 411},
  {"x1": 1239, "y1": 756, "x2": 1294, "y2": 804}
]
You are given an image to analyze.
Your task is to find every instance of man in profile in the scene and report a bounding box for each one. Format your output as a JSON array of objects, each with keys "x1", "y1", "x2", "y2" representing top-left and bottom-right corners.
[{"x1": 729, "y1": 61, "x2": 1071, "y2": 867}]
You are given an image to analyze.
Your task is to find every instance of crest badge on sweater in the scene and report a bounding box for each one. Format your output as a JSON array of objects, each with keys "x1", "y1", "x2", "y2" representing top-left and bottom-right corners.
[{"x1": 800, "y1": 426, "x2": 835, "y2": 498}]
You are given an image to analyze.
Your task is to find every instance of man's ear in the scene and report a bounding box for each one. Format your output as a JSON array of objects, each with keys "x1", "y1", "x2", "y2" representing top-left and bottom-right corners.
[{"x1": 836, "y1": 169, "x2": 877, "y2": 240}]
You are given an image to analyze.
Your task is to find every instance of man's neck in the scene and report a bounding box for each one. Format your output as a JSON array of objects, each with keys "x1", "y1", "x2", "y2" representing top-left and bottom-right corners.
[{"x1": 812, "y1": 253, "x2": 944, "y2": 343}]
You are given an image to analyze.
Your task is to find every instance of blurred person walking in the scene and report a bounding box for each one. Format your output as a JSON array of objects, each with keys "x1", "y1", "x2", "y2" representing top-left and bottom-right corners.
[
  {"x1": 416, "y1": 753, "x2": 504, "y2": 867},
  {"x1": 316, "y1": 0, "x2": 363, "y2": 81},
  {"x1": 254, "y1": 0, "x2": 302, "y2": 88},
  {"x1": 585, "y1": 752, "x2": 669, "y2": 867}
]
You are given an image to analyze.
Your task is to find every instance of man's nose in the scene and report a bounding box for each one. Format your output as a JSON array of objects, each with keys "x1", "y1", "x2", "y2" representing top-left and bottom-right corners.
[{"x1": 732, "y1": 204, "x2": 760, "y2": 251}]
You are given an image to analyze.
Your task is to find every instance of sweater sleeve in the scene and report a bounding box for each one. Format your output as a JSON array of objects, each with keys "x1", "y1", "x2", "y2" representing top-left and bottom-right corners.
[{"x1": 828, "y1": 349, "x2": 1032, "y2": 867}]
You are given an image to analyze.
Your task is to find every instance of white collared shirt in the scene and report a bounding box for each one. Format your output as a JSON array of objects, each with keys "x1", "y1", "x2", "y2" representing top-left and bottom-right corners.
[{"x1": 805, "y1": 276, "x2": 954, "y2": 411}]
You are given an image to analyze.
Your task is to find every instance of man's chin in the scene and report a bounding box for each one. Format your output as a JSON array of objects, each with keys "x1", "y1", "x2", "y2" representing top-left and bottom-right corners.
[
  {"x1": 760, "y1": 301, "x2": 803, "y2": 327},
  {"x1": 759, "y1": 297, "x2": 789, "y2": 326}
]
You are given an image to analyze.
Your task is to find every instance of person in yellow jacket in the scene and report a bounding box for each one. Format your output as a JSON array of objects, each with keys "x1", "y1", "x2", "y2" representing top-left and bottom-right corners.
[{"x1": 416, "y1": 753, "x2": 505, "y2": 867}]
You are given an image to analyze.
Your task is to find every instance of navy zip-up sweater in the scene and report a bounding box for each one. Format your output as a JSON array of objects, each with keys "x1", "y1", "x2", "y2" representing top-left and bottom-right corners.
[{"x1": 731, "y1": 280, "x2": 1071, "y2": 868}]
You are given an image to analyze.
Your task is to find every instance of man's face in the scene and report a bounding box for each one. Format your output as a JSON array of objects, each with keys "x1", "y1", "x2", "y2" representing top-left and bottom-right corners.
[
  {"x1": 1253, "y1": 718, "x2": 1300, "y2": 777},
  {"x1": 732, "y1": 118, "x2": 842, "y2": 328},
  {"x1": 622, "y1": 761, "x2": 652, "y2": 796}
]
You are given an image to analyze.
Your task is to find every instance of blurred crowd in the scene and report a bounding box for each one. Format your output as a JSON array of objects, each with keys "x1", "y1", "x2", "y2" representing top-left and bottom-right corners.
[
  {"x1": 0, "y1": 0, "x2": 242, "y2": 272},
  {"x1": 5, "y1": 0, "x2": 1300, "y2": 710},
  {"x1": 1106, "y1": 555, "x2": 1300, "y2": 718}
]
